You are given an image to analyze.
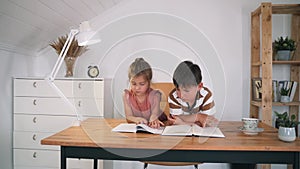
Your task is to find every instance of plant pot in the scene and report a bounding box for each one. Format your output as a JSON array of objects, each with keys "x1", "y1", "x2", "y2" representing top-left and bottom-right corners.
[
  {"x1": 278, "y1": 126, "x2": 296, "y2": 142},
  {"x1": 280, "y1": 96, "x2": 290, "y2": 103},
  {"x1": 276, "y1": 50, "x2": 291, "y2": 61}
]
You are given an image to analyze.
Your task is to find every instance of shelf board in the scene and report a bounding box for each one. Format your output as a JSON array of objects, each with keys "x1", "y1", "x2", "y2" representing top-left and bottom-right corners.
[
  {"x1": 251, "y1": 101, "x2": 300, "y2": 107},
  {"x1": 272, "y1": 4, "x2": 300, "y2": 14},
  {"x1": 252, "y1": 4, "x2": 300, "y2": 16},
  {"x1": 252, "y1": 60, "x2": 300, "y2": 66},
  {"x1": 273, "y1": 60, "x2": 300, "y2": 65}
]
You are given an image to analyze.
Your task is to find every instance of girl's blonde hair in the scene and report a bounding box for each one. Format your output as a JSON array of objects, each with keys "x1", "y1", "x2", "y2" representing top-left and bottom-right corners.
[{"x1": 128, "y1": 58, "x2": 152, "y2": 82}]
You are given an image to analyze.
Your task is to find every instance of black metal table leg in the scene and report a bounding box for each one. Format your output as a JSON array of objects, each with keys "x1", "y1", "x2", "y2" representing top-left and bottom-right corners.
[
  {"x1": 94, "y1": 159, "x2": 98, "y2": 169},
  {"x1": 61, "y1": 146, "x2": 66, "y2": 169},
  {"x1": 230, "y1": 164, "x2": 256, "y2": 169},
  {"x1": 293, "y1": 152, "x2": 299, "y2": 169}
]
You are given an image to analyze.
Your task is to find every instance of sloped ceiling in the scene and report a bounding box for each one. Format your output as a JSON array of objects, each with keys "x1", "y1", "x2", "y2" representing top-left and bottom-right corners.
[{"x1": 0, "y1": 0, "x2": 122, "y2": 55}]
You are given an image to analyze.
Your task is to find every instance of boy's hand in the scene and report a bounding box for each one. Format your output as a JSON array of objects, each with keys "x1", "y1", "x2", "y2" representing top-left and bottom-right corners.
[
  {"x1": 167, "y1": 115, "x2": 176, "y2": 125},
  {"x1": 168, "y1": 115, "x2": 186, "y2": 125},
  {"x1": 196, "y1": 114, "x2": 208, "y2": 127},
  {"x1": 148, "y1": 119, "x2": 164, "y2": 128},
  {"x1": 205, "y1": 115, "x2": 219, "y2": 127},
  {"x1": 197, "y1": 114, "x2": 218, "y2": 127}
]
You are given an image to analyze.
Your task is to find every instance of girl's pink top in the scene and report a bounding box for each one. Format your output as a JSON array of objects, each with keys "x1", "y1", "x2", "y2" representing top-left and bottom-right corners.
[{"x1": 123, "y1": 88, "x2": 162, "y2": 121}]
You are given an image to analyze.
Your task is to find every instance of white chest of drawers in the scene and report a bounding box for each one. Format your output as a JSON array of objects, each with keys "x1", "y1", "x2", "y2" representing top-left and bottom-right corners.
[{"x1": 13, "y1": 78, "x2": 104, "y2": 169}]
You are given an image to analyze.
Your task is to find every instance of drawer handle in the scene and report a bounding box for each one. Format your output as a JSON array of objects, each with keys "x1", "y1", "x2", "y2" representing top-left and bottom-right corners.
[
  {"x1": 33, "y1": 99, "x2": 37, "y2": 105},
  {"x1": 33, "y1": 152, "x2": 37, "y2": 158},
  {"x1": 78, "y1": 101, "x2": 81, "y2": 107},
  {"x1": 78, "y1": 83, "x2": 82, "y2": 89},
  {"x1": 33, "y1": 82, "x2": 37, "y2": 88},
  {"x1": 32, "y1": 134, "x2": 37, "y2": 141},
  {"x1": 33, "y1": 117, "x2": 37, "y2": 123}
]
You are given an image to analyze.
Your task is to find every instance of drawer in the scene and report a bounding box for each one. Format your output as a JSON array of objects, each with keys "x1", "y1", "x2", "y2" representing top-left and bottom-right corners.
[
  {"x1": 14, "y1": 149, "x2": 59, "y2": 168},
  {"x1": 14, "y1": 131, "x2": 59, "y2": 150},
  {"x1": 68, "y1": 159, "x2": 103, "y2": 169},
  {"x1": 14, "y1": 79, "x2": 104, "y2": 98},
  {"x1": 15, "y1": 166, "x2": 58, "y2": 169},
  {"x1": 14, "y1": 114, "x2": 76, "y2": 132},
  {"x1": 14, "y1": 149, "x2": 103, "y2": 169},
  {"x1": 14, "y1": 97, "x2": 104, "y2": 117}
]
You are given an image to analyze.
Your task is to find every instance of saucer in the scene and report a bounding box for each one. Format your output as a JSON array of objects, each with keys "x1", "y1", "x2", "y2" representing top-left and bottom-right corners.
[{"x1": 239, "y1": 127, "x2": 264, "y2": 135}]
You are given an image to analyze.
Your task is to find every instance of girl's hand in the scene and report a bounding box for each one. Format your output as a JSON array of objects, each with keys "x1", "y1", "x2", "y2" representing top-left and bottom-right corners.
[
  {"x1": 148, "y1": 119, "x2": 164, "y2": 129},
  {"x1": 135, "y1": 117, "x2": 148, "y2": 125}
]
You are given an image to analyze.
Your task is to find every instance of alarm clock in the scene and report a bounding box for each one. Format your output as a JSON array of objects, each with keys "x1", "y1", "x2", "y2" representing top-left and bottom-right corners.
[{"x1": 87, "y1": 65, "x2": 99, "y2": 78}]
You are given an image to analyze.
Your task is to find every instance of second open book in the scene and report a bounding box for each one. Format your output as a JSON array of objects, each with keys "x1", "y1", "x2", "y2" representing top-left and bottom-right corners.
[{"x1": 112, "y1": 123, "x2": 225, "y2": 138}]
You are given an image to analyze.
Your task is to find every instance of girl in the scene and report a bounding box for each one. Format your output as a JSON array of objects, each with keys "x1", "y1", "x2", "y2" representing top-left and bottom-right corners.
[{"x1": 123, "y1": 58, "x2": 166, "y2": 128}]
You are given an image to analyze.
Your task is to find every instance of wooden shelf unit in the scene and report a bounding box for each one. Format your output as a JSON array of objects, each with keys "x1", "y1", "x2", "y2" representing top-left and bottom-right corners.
[{"x1": 250, "y1": 2, "x2": 300, "y2": 127}]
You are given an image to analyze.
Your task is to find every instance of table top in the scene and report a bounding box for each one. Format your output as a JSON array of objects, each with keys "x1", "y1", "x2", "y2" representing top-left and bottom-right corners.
[{"x1": 41, "y1": 118, "x2": 300, "y2": 152}]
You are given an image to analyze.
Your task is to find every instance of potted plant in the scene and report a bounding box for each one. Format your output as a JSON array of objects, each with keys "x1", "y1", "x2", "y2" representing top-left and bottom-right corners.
[
  {"x1": 274, "y1": 111, "x2": 288, "y2": 129},
  {"x1": 50, "y1": 35, "x2": 88, "y2": 77},
  {"x1": 280, "y1": 87, "x2": 290, "y2": 102},
  {"x1": 273, "y1": 36, "x2": 296, "y2": 60},
  {"x1": 275, "y1": 112, "x2": 300, "y2": 142}
]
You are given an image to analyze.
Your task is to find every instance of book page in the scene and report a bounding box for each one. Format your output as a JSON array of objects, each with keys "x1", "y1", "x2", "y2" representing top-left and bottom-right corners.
[
  {"x1": 192, "y1": 125, "x2": 225, "y2": 138},
  {"x1": 112, "y1": 123, "x2": 138, "y2": 133},
  {"x1": 161, "y1": 125, "x2": 193, "y2": 136},
  {"x1": 112, "y1": 123, "x2": 164, "y2": 134}
]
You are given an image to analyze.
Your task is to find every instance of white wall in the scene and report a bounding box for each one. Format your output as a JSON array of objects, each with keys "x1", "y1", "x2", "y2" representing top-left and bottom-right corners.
[
  {"x1": 0, "y1": 49, "x2": 35, "y2": 169},
  {"x1": 1, "y1": 0, "x2": 299, "y2": 169},
  {"x1": 80, "y1": 0, "x2": 243, "y2": 122}
]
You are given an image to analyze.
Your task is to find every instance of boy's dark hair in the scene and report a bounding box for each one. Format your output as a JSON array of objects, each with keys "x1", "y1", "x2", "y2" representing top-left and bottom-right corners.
[{"x1": 172, "y1": 61, "x2": 202, "y2": 88}]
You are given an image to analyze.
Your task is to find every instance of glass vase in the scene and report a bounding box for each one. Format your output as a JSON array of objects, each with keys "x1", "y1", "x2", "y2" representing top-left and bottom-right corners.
[{"x1": 64, "y1": 56, "x2": 77, "y2": 77}]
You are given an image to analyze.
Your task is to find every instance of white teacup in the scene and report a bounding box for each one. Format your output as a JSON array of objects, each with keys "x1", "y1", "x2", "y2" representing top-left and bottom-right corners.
[{"x1": 242, "y1": 118, "x2": 259, "y2": 131}]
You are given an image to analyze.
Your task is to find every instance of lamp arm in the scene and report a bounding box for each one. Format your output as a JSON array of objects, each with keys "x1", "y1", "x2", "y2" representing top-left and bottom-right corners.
[
  {"x1": 46, "y1": 80, "x2": 82, "y2": 126},
  {"x1": 45, "y1": 29, "x2": 81, "y2": 126}
]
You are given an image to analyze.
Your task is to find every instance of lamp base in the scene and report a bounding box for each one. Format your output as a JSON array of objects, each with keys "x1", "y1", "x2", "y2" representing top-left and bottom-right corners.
[{"x1": 72, "y1": 119, "x2": 82, "y2": 126}]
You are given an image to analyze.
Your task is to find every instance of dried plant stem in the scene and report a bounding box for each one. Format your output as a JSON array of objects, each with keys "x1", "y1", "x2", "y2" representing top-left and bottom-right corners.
[{"x1": 50, "y1": 34, "x2": 88, "y2": 58}]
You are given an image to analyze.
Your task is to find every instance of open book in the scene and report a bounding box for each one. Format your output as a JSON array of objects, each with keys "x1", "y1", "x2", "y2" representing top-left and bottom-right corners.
[
  {"x1": 112, "y1": 123, "x2": 224, "y2": 137},
  {"x1": 161, "y1": 124, "x2": 225, "y2": 137},
  {"x1": 112, "y1": 123, "x2": 164, "y2": 134}
]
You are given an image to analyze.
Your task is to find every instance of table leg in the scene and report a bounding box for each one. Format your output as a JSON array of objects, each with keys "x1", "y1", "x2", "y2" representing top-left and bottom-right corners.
[
  {"x1": 293, "y1": 152, "x2": 299, "y2": 169},
  {"x1": 94, "y1": 159, "x2": 98, "y2": 169},
  {"x1": 230, "y1": 163, "x2": 256, "y2": 169},
  {"x1": 61, "y1": 146, "x2": 66, "y2": 169}
]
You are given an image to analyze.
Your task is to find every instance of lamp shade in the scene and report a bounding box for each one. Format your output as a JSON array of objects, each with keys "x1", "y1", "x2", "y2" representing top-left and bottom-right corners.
[{"x1": 77, "y1": 21, "x2": 101, "y2": 46}]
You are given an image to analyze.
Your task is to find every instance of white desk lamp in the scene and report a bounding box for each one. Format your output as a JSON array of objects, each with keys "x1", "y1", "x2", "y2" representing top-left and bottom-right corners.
[{"x1": 45, "y1": 21, "x2": 100, "y2": 126}]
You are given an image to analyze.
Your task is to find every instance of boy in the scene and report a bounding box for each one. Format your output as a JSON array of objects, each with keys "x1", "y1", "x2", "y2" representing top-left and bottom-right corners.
[{"x1": 168, "y1": 61, "x2": 218, "y2": 127}]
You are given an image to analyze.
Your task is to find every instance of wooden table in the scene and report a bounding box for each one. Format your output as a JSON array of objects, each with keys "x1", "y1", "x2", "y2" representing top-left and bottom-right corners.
[{"x1": 41, "y1": 118, "x2": 300, "y2": 169}]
